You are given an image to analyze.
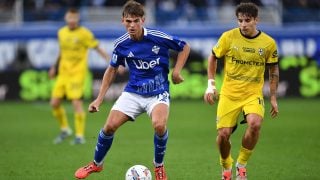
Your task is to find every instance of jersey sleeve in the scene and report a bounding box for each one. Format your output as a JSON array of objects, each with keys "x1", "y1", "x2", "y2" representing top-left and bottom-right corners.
[
  {"x1": 159, "y1": 34, "x2": 186, "y2": 52},
  {"x1": 266, "y1": 39, "x2": 278, "y2": 64},
  {"x1": 84, "y1": 29, "x2": 99, "y2": 49},
  {"x1": 109, "y1": 49, "x2": 125, "y2": 67},
  {"x1": 167, "y1": 36, "x2": 186, "y2": 51},
  {"x1": 212, "y1": 32, "x2": 229, "y2": 58}
]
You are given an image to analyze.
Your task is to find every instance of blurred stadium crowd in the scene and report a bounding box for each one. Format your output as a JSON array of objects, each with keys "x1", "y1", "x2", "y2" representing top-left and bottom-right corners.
[{"x1": 0, "y1": 0, "x2": 320, "y2": 25}]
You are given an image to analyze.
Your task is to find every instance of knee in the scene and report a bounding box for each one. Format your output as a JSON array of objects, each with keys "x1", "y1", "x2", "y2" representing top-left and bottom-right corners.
[
  {"x1": 50, "y1": 99, "x2": 60, "y2": 109},
  {"x1": 72, "y1": 100, "x2": 83, "y2": 113},
  {"x1": 153, "y1": 120, "x2": 167, "y2": 135},
  {"x1": 217, "y1": 128, "x2": 232, "y2": 141},
  {"x1": 103, "y1": 122, "x2": 118, "y2": 134},
  {"x1": 248, "y1": 121, "x2": 261, "y2": 134}
]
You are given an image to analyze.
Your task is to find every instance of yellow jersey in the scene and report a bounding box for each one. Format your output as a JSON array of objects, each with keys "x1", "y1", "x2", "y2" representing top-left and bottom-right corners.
[
  {"x1": 57, "y1": 26, "x2": 99, "y2": 77},
  {"x1": 213, "y1": 28, "x2": 278, "y2": 100}
]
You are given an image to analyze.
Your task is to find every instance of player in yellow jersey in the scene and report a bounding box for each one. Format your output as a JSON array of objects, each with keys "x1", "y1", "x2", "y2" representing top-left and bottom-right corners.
[
  {"x1": 49, "y1": 8, "x2": 110, "y2": 145},
  {"x1": 204, "y1": 3, "x2": 279, "y2": 180}
]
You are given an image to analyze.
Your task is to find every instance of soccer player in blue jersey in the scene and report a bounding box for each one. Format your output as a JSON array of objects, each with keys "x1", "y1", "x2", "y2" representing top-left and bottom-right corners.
[{"x1": 74, "y1": 1, "x2": 190, "y2": 179}]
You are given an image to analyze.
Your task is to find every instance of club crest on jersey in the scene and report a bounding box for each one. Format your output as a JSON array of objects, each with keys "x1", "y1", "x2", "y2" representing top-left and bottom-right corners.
[
  {"x1": 152, "y1": 45, "x2": 160, "y2": 54},
  {"x1": 258, "y1": 48, "x2": 265, "y2": 56},
  {"x1": 232, "y1": 46, "x2": 239, "y2": 51}
]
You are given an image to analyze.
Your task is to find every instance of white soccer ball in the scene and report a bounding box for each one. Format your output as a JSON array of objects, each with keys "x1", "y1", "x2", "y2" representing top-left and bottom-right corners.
[{"x1": 125, "y1": 165, "x2": 152, "y2": 180}]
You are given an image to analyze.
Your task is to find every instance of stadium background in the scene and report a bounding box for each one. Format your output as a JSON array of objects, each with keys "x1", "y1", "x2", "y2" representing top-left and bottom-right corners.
[{"x1": 0, "y1": 0, "x2": 320, "y2": 179}]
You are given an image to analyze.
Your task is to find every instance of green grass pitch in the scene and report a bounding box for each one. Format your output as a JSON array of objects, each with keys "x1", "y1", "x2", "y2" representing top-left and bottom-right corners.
[{"x1": 0, "y1": 98, "x2": 319, "y2": 179}]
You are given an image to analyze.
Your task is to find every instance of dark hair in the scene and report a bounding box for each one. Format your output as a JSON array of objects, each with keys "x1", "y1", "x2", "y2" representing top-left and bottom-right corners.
[
  {"x1": 235, "y1": 2, "x2": 259, "y2": 18},
  {"x1": 122, "y1": 0, "x2": 145, "y2": 17},
  {"x1": 67, "y1": 7, "x2": 79, "y2": 14}
]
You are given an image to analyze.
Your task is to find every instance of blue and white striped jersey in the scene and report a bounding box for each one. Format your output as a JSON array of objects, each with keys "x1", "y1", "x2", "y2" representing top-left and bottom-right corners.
[{"x1": 110, "y1": 27, "x2": 186, "y2": 96}]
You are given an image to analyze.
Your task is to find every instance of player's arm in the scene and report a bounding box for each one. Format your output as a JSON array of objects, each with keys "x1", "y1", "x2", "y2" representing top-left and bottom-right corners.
[
  {"x1": 48, "y1": 53, "x2": 60, "y2": 79},
  {"x1": 88, "y1": 65, "x2": 118, "y2": 113},
  {"x1": 268, "y1": 63, "x2": 279, "y2": 118},
  {"x1": 95, "y1": 46, "x2": 110, "y2": 62},
  {"x1": 171, "y1": 43, "x2": 190, "y2": 84},
  {"x1": 204, "y1": 52, "x2": 218, "y2": 105}
]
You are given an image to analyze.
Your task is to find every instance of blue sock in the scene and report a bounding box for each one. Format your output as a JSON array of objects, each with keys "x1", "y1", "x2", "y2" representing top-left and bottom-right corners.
[
  {"x1": 94, "y1": 129, "x2": 114, "y2": 165},
  {"x1": 154, "y1": 130, "x2": 168, "y2": 166}
]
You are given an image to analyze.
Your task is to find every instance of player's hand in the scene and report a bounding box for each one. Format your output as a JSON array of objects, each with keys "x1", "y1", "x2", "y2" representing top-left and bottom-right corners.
[
  {"x1": 171, "y1": 71, "x2": 184, "y2": 84},
  {"x1": 48, "y1": 66, "x2": 56, "y2": 79},
  {"x1": 204, "y1": 88, "x2": 218, "y2": 105},
  {"x1": 88, "y1": 99, "x2": 102, "y2": 113},
  {"x1": 204, "y1": 79, "x2": 218, "y2": 105},
  {"x1": 270, "y1": 96, "x2": 279, "y2": 118}
]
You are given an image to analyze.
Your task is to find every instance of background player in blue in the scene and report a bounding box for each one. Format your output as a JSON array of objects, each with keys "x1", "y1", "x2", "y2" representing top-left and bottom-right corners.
[{"x1": 75, "y1": 1, "x2": 190, "y2": 179}]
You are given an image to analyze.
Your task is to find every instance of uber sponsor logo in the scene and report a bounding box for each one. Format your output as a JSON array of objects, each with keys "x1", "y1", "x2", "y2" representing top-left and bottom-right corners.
[{"x1": 133, "y1": 58, "x2": 160, "y2": 69}]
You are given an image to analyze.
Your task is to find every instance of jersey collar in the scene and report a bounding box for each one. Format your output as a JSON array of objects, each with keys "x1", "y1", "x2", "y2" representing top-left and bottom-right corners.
[
  {"x1": 239, "y1": 28, "x2": 261, "y2": 39},
  {"x1": 143, "y1": 27, "x2": 147, "y2": 36},
  {"x1": 128, "y1": 27, "x2": 147, "y2": 41}
]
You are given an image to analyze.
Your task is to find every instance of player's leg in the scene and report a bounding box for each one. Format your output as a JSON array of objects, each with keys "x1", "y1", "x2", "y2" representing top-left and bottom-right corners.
[
  {"x1": 71, "y1": 99, "x2": 86, "y2": 144},
  {"x1": 147, "y1": 92, "x2": 170, "y2": 180},
  {"x1": 93, "y1": 91, "x2": 144, "y2": 165},
  {"x1": 66, "y1": 78, "x2": 87, "y2": 144},
  {"x1": 95, "y1": 110, "x2": 130, "y2": 165},
  {"x1": 75, "y1": 110, "x2": 130, "y2": 179},
  {"x1": 75, "y1": 92, "x2": 141, "y2": 179},
  {"x1": 51, "y1": 97, "x2": 72, "y2": 144},
  {"x1": 217, "y1": 127, "x2": 234, "y2": 169},
  {"x1": 217, "y1": 127, "x2": 234, "y2": 180},
  {"x1": 51, "y1": 97, "x2": 68, "y2": 129},
  {"x1": 236, "y1": 97, "x2": 264, "y2": 179},
  {"x1": 50, "y1": 77, "x2": 71, "y2": 144},
  {"x1": 236, "y1": 114, "x2": 262, "y2": 180},
  {"x1": 151, "y1": 103, "x2": 169, "y2": 180},
  {"x1": 151, "y1": 103, "x2": 169, "y2": 165},
  {"x1": 216, "y1": 95, "x2": 241, "y2": 179}
]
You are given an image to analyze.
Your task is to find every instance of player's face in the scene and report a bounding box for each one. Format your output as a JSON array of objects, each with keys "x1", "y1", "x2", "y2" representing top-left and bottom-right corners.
[
  {"x1": 237, "y1": 13, "x2": 258, "y2": 37},
  {"x1": 122, "y1": 15, "x2": 145, "y2": 40},
  {"x1": 65, "y1": 12, "x2": 80, "y2": 30}
]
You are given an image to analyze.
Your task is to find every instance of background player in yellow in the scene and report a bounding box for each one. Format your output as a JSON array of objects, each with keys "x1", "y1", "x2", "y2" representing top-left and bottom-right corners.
[
  {"x1": 48, "y1": 8, "x2": 110, "y2": 145},
  {"x1": 204, "y1": 2, "x2": 279, "y2": 180}
]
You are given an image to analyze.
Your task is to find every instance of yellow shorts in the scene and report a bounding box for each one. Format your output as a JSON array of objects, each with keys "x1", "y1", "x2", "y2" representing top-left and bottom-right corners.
[
  {"x1": 216, "y1": 95, "x2": 265, "y2": 129},
  {"x1": 51, "y1": 75, "x2": 85, "y2": 100}
]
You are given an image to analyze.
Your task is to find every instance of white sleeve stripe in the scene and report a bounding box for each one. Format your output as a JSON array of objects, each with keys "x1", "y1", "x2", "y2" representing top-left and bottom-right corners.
[
  {"x1": 114, "y1": 33, "x2": 130, "y2": 48},
  {"x1": 116, "y1": 33, "x2": 129, "y2": 41},
  {"x1": 148, "y1": 32, "x2": 172, "y2": 40},
  {"x1": 148, "y1": 29, "x2": 170, "y2": 37},
  {"x1": 148, "y1": 30, "x2": 172, "y2": 39},
  {"x1": 114, "y1": 33, "x2": 129, "y2": 46},
  {"x1": 147, "y1": 30, "x2": 173, "y2": 40}
]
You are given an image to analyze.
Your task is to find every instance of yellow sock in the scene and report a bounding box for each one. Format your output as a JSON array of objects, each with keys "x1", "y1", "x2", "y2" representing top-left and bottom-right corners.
[
  {"x1": 52, "y1": 106, "x2": 69, "y2": 130},
  {"x1": 237, "y1": 146, "x2": 253, "y2": 166},
  {"x1": 75, "y1": 112, "x2": 86, "y2": 137},
  {"x1": 220, "y1": 153, "x2": 234, "y2": 170}
]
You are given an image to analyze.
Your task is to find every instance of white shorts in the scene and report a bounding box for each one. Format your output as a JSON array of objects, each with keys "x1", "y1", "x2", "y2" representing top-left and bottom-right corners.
[{"x1": 111, "y1": 91, "x2": 170, "y2": 120}]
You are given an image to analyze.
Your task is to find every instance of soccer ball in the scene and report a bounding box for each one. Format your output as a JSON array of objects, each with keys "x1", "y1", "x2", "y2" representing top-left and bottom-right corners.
[{"x1": 125, "y1": 165, "x2": 152, "y2": 180}]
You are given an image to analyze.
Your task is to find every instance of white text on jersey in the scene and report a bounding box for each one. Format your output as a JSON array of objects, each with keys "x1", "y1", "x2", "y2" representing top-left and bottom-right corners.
[{"x1": 133, "y1": 58, "x2": 160, "y2": 70}]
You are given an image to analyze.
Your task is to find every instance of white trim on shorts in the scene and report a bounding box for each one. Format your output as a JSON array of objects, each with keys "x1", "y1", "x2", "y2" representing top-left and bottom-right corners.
[{"x1": 111, "y1": 91, "x2": 170, "y2": 120}]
